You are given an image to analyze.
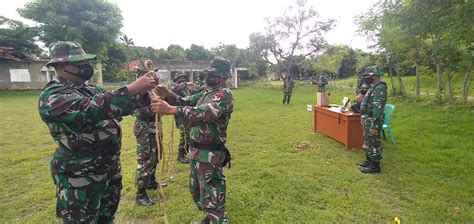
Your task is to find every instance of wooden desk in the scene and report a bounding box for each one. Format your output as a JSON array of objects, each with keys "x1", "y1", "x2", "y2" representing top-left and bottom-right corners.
[{"x1": 313, "y1": 106, "x2": 363, "y2": 150}]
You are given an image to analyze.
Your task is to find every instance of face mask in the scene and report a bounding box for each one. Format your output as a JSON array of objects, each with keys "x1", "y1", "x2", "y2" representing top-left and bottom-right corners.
[
  {"x1": 362, "y1": 77, "x2": 373, "y2": 85},
  {"x1": 65, "y1": 63, "x2": 94, "y2": 80},
  {"x1": 205, "y1": 74, "x2": 220, "y2": 87}
]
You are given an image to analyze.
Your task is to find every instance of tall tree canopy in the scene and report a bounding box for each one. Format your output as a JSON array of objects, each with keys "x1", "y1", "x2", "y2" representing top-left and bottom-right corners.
[
  {"x1": 262, "y1": 0, "x2": 335, "y2": 78},
  {"x1": 0, "y1": 16, "x2": 42, "y2": 56},
  {"x1": 19, "y1": 0, "x2": 123, "y2": 55}
]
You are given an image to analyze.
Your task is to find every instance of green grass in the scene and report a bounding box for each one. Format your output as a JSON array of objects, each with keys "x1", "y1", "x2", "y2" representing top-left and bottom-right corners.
[{"x1": 0, "y1": 81, "x2": 473, "y2": 223}]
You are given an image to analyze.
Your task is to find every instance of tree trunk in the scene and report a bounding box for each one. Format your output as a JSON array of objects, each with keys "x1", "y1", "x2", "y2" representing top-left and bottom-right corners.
[
  {"x1": 388, "y1": 66, "x2": 397, "y2": 96},
  {"x1": 461, "y1": 61, "x2": 472, "y2": 103},
  {"x1": 92, "y1": 62, "x2": 103, "y2": 84},
  {"x1": 446, "y1": 68, "x2": 454, "y2": 104},
  {"x1": 415, "y1": 60, "x2": 421, "y2": 99},
  {"x1": 436, "y1": 63, "x2": 443, "y2": 94},
  {"x1": 392, "y1": 65, "x2": 407, "y2": 96}
]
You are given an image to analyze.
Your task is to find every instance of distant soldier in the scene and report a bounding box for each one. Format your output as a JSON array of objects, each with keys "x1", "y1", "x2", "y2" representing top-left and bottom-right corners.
[
  {"x1": 38, "y1": 41, "x2": 156, "y2": 223},
  {"x1": 152, "y1": 57, "x2": 234, "y2": 224},
  {"x1": 358, "y1": 66, "x2": 388, "y2": 174},
  {"x1": 190, "y1": 72, "x2": 207, "y2": 94},
  {"x1": 317, "y1": 73, "x2": 328, "y2": 92},
  {"x1": 133, "y1": 58, "x2": 167, "y2": 206},
  {"x1": 171, "y1": 72, "x2": 192, "y2": 164},
  {"x1": 282, "y1": 76, "x2": 294, "y2": 104}
]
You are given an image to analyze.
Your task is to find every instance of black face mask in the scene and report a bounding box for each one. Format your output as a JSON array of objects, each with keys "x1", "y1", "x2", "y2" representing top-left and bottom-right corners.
[
  {"x1": 362, "y1": 77, "x2": 373, "y2": 85},
  {"x1": 205, "y1": 74, "x2": 221, "y2": 87},
  {"x1": 65, "y1": 63, "x2": 94, "y2": 80}
]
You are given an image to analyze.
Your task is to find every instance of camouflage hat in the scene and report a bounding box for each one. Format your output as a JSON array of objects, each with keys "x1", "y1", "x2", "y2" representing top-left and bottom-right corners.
[
  {"x1": 45, "y1": 41, "x2": 96, "y2": 66},
  {"x1": 173, "y1": 72, "x2": 189, "y2": 82},
  {"x1": 137, "y1": 58, "x2": 158, "y2": 72},
  {"x1": 205, "y1": 57, "x2": 232, "y2": 78},
  {"x1": 364, "y1": 66, "x2": 384, "y2": 76}
]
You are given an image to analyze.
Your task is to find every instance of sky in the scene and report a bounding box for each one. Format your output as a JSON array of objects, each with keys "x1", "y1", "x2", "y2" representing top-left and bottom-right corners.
[{"x1": 1, "y1": 0, "x2": 378, "y2": 51}]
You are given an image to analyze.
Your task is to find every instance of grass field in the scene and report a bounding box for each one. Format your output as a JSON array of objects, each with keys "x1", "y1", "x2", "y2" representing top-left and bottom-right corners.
[{"x1": 0, "y1": 80, "x2": 473, "y2": 223}]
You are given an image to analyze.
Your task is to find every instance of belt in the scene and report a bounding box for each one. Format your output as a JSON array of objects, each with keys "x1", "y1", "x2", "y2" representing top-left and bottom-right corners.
[{"x1": 190, "y1": 142, "x2": 224, "y2": 151}]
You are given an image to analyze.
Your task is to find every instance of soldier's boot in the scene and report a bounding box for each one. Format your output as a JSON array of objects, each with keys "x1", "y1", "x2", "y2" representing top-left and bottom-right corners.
[
  {"x1": 356, "y1": 160, "x2": 370, "y2": 167},
  {"x1": 192, "y1": 217, "x2": 210, "y2": 224},
  {"x1": 177, "y1": 149, "x2": 190, "y2": 164},
  {"x1": 360, "y1": 161, "x2": 381, "y2": 174},
  {"x1": 136, "y1": 189, "x2": 156, "y2": 206}
]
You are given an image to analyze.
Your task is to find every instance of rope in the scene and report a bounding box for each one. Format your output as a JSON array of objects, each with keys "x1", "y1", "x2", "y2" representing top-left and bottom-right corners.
[{"x1": 148, "y1": 90, "x2": 169, "y2": 224}]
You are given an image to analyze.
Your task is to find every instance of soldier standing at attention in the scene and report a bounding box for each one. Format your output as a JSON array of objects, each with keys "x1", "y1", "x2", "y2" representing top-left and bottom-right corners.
[
  {"x1": 172, "y1": 72, "x2": 192, "y2": 164},
  {"x1": 282, "y1": 76, "x2": 294, "y2": 104},
  {"x1": 133, "y1": 59, "x2": 167, "y2": 206},
  {"x1": 38, "y1": 42, "x2": 156, "y2": 223},
  {"x1": 357, "y1": 66, "x2": 388, "y2": 174},
  {"x1": 152, "y1": 57, "x2": 234, "y2": 224}
]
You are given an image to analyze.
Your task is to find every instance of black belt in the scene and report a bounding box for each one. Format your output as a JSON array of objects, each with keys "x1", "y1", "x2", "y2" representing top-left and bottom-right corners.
[{"x1": 190, "y1": 142, "x2": 224, "y2": 151}]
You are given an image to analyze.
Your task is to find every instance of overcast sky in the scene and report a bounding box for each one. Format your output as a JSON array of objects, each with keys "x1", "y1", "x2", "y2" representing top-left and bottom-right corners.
[{"x1": 1, "y1": 0, "x2": 377, "y2": 51}]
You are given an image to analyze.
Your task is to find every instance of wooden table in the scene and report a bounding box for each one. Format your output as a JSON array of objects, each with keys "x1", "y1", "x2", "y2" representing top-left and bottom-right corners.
[{"x1": 313, "y1": 106, "x2": 363, "y2": 150}]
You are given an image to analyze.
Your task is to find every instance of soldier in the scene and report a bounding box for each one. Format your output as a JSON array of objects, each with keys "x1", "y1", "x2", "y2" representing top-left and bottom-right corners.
[
  {"x1": 133, "y1": 58, "x2": 167, "y2": 206},
  {"x1": 317, "y1": 73, "x2": 328, "y2": 92},
  {"x1": 190, "y1": 72, "x2": 207, "y2": 94},
  {"x1": 38, "y1": 41, "x2": 156, "y2": 223},
  {"x1": 172, "y1": 72, "x2": 192, "y2": 164},
  {"x1": 357, "y1": 66, "x2": 388, "y2": 173},
  {"x1": 151, "y1": 57, "x2": 233, "y2": 224},
  {"x1": 282, "y1": 76, "x2": 294, "y2": 104},
  {"x1": 352, "y1": 68, "x2": 370, "y2": 113}
]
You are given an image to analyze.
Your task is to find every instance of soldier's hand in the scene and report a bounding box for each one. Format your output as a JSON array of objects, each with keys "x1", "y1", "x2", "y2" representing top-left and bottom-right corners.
[
  {"x1": 127, "y1": 74, "x2": 156, "y2": 96},
  {"x1": 155, "y1": 85, "x2": 171, "y2": 98},
  {"x1": 185, "y1": 82, "x2": 194, "y2": 86},
  {"x1": 151, "y1": 98, "x2": 177, "y2": 115},
  {"x1": 369, "y1": 128, "x2": 378, "y2": 136}
]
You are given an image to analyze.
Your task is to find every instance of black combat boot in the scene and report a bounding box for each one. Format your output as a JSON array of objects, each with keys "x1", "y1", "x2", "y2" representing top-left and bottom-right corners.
[
  {"x1": 136, "y1": 189, "x2": 155, "y2": 206},
  {"x1": 360, "y1": 161, "x2": 381, "y2": 174},
  {"x1": 193, "y1": 217, "x2": 210, "y2": 224},
  {"x1": 177, "y1": 150, "x2": 190, "y2": 164},
  {"x1": 356, "y1": 160, "x2": 370, "y2": 167}
]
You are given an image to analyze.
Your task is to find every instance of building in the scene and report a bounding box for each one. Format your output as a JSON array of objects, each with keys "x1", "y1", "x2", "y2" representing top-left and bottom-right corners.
[
  {"x1": 0, "y1": 47, "x2": 55, "y2": 90},
  {"x1": 126, "y1": 59, "x2": 245, "y2": 88}
]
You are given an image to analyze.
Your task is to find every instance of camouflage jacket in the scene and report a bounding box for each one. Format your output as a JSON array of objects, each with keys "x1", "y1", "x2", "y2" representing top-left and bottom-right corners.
[
  {"x1": 167, "y1": 86, "x2": 234, "y2": 165},
  {"x1": 361, "y1": 81, "x2": 388, "y2": 130},
  {"x1": 39, "y1": 79, "x2": 150, "y2": 175},
  {"x1": 134, "y1": 105, "x2": 156, "y2": 135},
  {"x1": 283, "y1": 79, "x2": 294, "y2": 93}
]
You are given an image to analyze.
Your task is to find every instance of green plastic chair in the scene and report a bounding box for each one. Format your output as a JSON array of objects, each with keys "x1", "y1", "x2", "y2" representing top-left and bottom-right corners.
[{"x1": 382, "y1": 104, "x2": 396, "y2": 144}]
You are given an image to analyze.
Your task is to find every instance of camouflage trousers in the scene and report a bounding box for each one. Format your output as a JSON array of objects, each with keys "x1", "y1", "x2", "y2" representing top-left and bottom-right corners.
[
  {"x1": 135, "y1": 131, "x2": 159, "y2": 191},
  {"x1": 178, "y1": 127, "x2": 189, "y2": 156},
  {"x1": 362, "y1": 119, "x2": 383, "y2": 162},
  {"x1": 52, "y1": 165, "x2": 122, "y2": 223},
  {"x1": 283, "y1": 92, "x2": 292, "y2": 104},
  {"x1": 189, "y1": 160, "x2": 228, "y2": 224}
]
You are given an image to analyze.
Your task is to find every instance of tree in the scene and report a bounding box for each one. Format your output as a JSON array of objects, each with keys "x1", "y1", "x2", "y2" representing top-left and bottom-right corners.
[
  {"x1": 19, "y1": 0, "x2": 123, "y2": 52},
  {"x1": 19, "y1": 0, "x2": 123, "y2": 83},
  {"x1": 185, "y1": 44, "x2": 209, "y2": 60},
  {"x1": 262, "y1": 0, "x2": 335, "y2": 78},
  {"x1": 166, "y1": 44, "x2": 186, "y2": 60},
  {"x1": 0, "y1": 16, "x2": 42, "y2": 56}
]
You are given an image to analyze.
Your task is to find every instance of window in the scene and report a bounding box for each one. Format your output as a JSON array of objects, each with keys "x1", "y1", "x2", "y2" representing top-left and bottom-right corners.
[{"x1": 10, "y1": 69, "x2": 31, "y2": 82}]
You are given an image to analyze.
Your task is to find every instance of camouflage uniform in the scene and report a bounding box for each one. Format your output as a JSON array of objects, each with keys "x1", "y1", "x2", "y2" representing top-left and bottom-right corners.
[
  {"x1": 361, "y1": 82, "x2": 387, "y2": 162},
  {"x1": 359, "y1": 66, "x2": 387, "y2": 173},
  {"x1": 134, "y1": 105, "x2": 159, "y2": 192},
  {"x1": 172, "y1": 80, "x2": 192, "y2": 163},
  {"x1": 39, "y1": 42, "x2": 152, "y2": 222},
  {"x1": 39, "y1": 79, "x2": 150, "y2": 223},
  {"x1": 167, "y1": 58, "x2": 233, "y2": 224},
  {"x1": 282, "y1": 78, "x2": 294, "y2": 104}
]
